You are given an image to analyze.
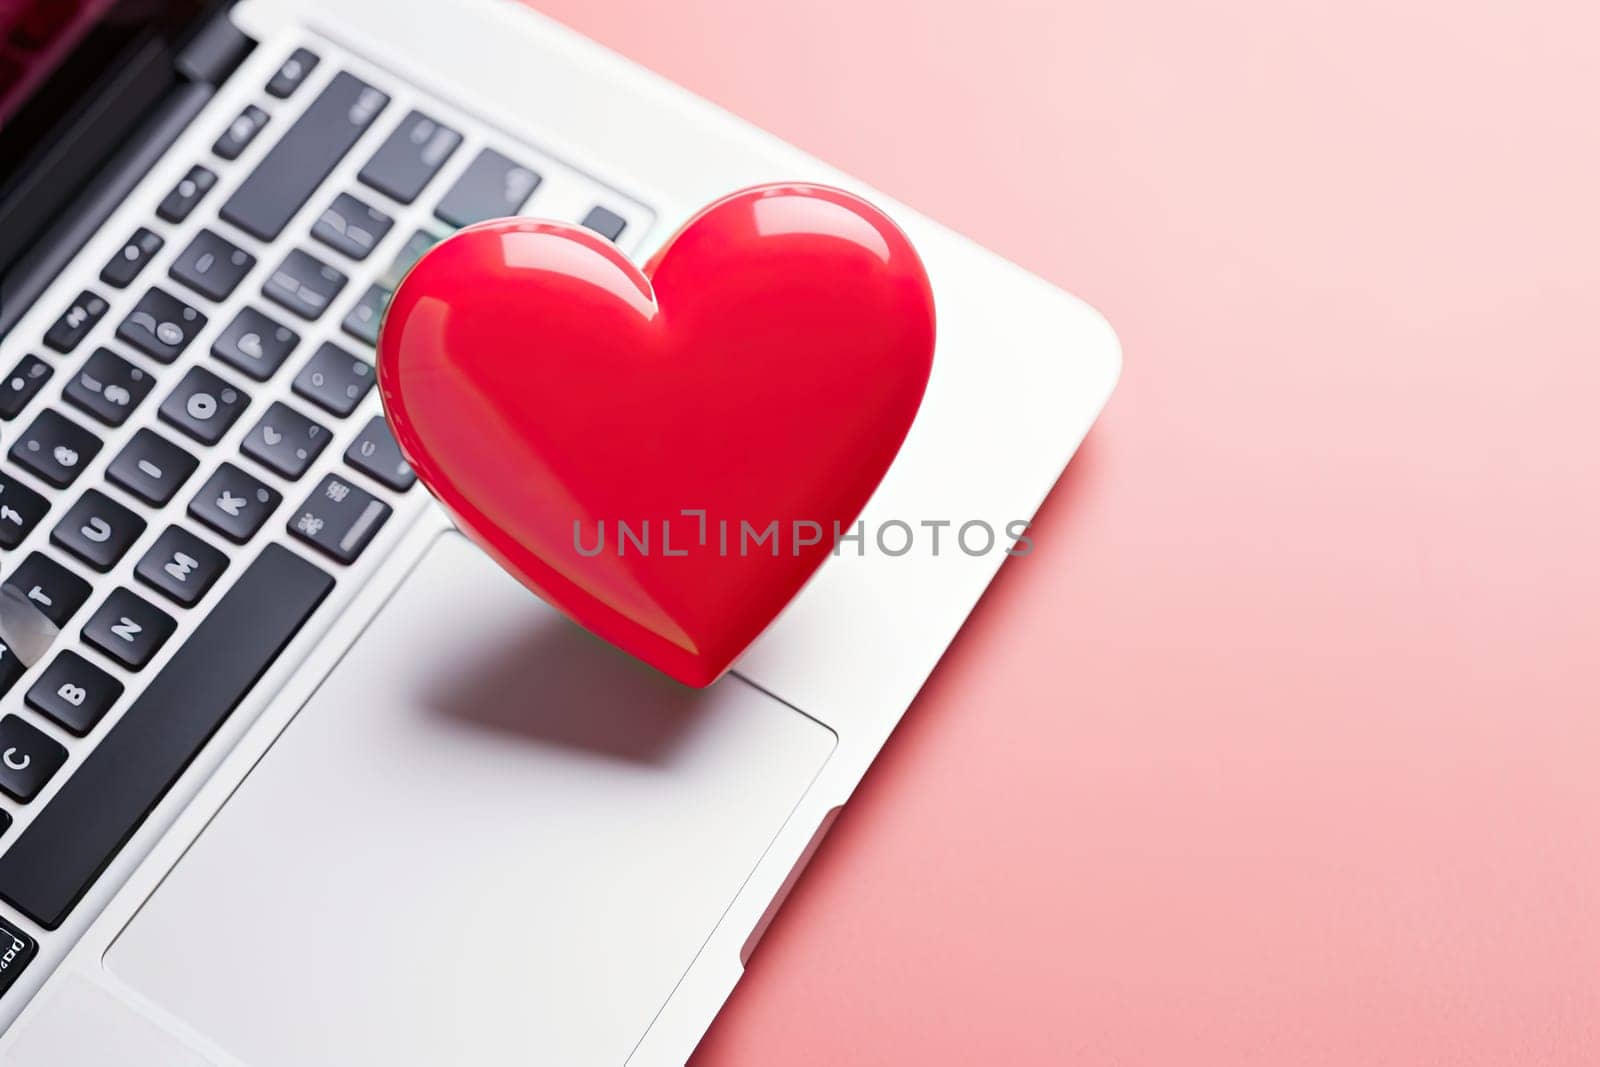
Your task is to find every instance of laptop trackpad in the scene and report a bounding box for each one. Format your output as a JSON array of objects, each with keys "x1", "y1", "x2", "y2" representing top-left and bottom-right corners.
[{"x1": 105, "y1": 531, "x2": 834, "y2": 1066}]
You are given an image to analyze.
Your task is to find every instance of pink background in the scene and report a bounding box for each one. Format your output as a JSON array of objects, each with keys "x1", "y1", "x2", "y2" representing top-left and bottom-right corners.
[{"x1": 525, "y1": 1, "x2": 1600, "y2": 1062}]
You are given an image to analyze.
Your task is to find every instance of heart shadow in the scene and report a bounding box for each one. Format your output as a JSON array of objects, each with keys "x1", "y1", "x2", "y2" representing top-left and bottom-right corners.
[{"x1": 417, "y1": 604, "x2": 718, "y2": 768}]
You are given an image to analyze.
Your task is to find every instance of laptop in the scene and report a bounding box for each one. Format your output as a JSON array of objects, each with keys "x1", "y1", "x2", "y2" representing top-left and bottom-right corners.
[{"x1": 0, "y1": 1, "x2": 1119, "y2": 1062}]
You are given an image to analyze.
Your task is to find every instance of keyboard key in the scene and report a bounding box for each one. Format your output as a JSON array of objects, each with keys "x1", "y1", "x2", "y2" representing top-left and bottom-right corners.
[
  {"x1": 288, "y1": 474, "x2": 390, "y2": 563},
  {"x1": 116, "y1": 287, "x2": 206, "y2": 363},
  {"x1": 106, "y1": 430, "x2": 198, "y2": 507},
  {"x1": 212, "y1": 306, "x2": 298, "y2": 381},
  {"x1": 213, "y1": 104, "x2": 268, "y2": 160},
  {"x1": 0, "y1": 715, "x2": 66, "y2": 802},
  {"x1": 0, "y1": 809, "x2": 8, "y2": 838},
  {"x1": 156, "y1": 164, "x2": 216, "y2": 224},
  {"x1": 3, "y1": 551, "x2": 90, "y2": 627},
  {"x1": 63, "y1": 347, "x2": 154, "y2": 427},
  {"x1": 292, "y1": 342, "x2": 373, "y2": 418},
  {"x1": 340, "y1": 283, "x2": 388, "y2": 347},
  {"x1": 83, "y1": 587, "x2": 176, "y2": 670},
  {"x1": 434, "y1": 148, "x2": 540, "y2": 227},
  {"x1": 220, "y1": 72, "x2": 388, "y2": 242},
  {"x1": 376, "y1": 228, "x2": 442, "y2": 290},
  {"x1": 580, "y1": 205, "x2": 627, "y2": 242},
  {"x1": 0, "y1": 475, "x2": 49, "y2": 548},
  {"x1": 100, "y1": 227, "x2": 163, "y2": 288},
  {"x1": 0, "y1": 544, "x2": 332, "y2": 929},
  {"x1": 263, "y1": 248, "x2": 346, "y2": 320},
  {"x1": 0, "y1": 355, "x2": 52, "y2": 420},
  {"x1": 266, "y1": 47, "x2": 319, "y2": 98},
  {"x1": 169, "y1": 229, "x2": 256, "y2": 302},
  {"x1": 0, "y1": 641, "x2": 23, "y2": 696},
  {"x1": 135, "y1": 526, "x2": 228, "y2": 608},
  {"x1": 241, "y1": 402, "x2": 329, "y2": 480},
  {"x1": 9, "y1": 409, "x2": 101, "y2": 488},
  {"x1": 311, "y1": 192, "x2": 393, "y2": 261},
  {"x1": 26, "y1": 650, "x2": 123, "y2": 737},
  {"x1": 42, "y1": 290, "x2": 108, "y2": 353},
  {"x1": 344, "y1": 416, "x2": 415, "y2": 491},
  {"x1": 51, "y1": 489, "x2": 146, "y2": 572},
  {"x1": 0, "y1": 915, "x2": 37, "y2": 997},
  {"x1": 188, "y1": 462, "x2": 279, "y2": 544},
  {"x1": 359, "y1": 109, "x2": 461, "y2": 204},
  {"x1": 159, "y1": 366, "x2": 250, "y2": 445}
]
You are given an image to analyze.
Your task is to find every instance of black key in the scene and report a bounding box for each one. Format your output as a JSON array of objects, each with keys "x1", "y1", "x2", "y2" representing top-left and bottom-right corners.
[
  {"x1": 376, "y1": 228, "x2": 442, "y2": 290},
  {"x1": 220, "y1": 72, "x2": 388, "y2": 242},
  {"x1": 359, "y1": 109, "x2": 461, "y2": 204},
  {"x1": 340, "y1": 283, "x2": 388, "y2": 347},
  {"x1": 106, "y1": 430, "x2": 198, "y2": 508},
  {"x1": 83, "y1": 587, "x2": 176, "y2": 670},
  {"x1": 9, "y1": 409, "x2": 101, "y2": 488},
  {"x1": 288, "y1": 473, "x2": 390, "y2": 563},
  {"x1": 266, "y1": 47, "x2": 319, "y2": 98},
  {"x1": 0, "y1": 640, "x2": 23, "y2": 696},
  {"x1": 63, "y1": 347, "x2": 155, "y2": 427},
  {"x1": 434, "y1": 148, "x2": 541, "y2": 227},
  {"x1": 0, "y1": 716, "x2": 66, "y2": 802},
  {"x1": 0, "y1": 474, "x2": 49, "y2": 548},
  {"x1": 51, "y1": 489, "x2": 146, "y2": 572},
  {"x1": 344, "y1": 415, "x2": 415, "y2": 491},
  {"x1": 135, "y1": 526, "x2": 228, "y2": 608},
  {"x1": 212, "y1": 306, "x2": 299, "y2": 381},
  {"x1": 170, "y1": 229, "x2": 256, "y2": 301},
  {"x1": 241, "y1": 402, "x2": 330, "y2": 480},
  {"x1": 263, "y1": 248, "x2": 346, "y2": 320},
  {"x1": 311, "y1": 192, "x2": 393, "y2": 261},
  {"x1": 292, "y1": 341, "x2": 372, "y2": 417},
  {"x1": 116, "y1": 287, "x2": 206, "y2": 363},
  {"x1": 159, "y1": 366, "x2": 250, "y2": 445},
  {"x1": 0, "y1": 545, "x2": 333, "y2": 929},
  {"x1": 580, "y1": 205, "x2": 627, "y2": 242},
  {"x1": 0, "y1": 355, "x2": 52, "y2": 420},
  {"x1": 26, "y1": 650, "x2": 124, "y2": 737},
  {"x1": 100, "y1": 227, "x2": 163, "y2": 288},
  {"x1": 42, "y1": 290, "x2": 108, "y2": 353},
  {"x1": 156, "y1": 164, "x2": 217, "y2": 224},
  {"x1": 188, "y1": 462, "x2": 279, "y2": 544},
  {"x1": 3, "y1": 551, "x2": 91, "y2": 626},
  {"x1": 213, "y1": 104, "x2": 268, "y2": 160},
  {"x1": 0, "y1": 914, "x2": 37, "y2": 997}
]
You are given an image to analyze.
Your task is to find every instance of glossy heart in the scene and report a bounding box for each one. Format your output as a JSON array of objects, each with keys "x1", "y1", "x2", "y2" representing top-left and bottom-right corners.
[{"x1": 378, "y1": 184, "x2": 935, "y2": 687}]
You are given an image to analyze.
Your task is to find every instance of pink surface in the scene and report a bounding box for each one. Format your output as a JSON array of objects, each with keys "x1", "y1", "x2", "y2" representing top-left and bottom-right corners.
[{"x1": 525, "y1": 1, "x2": 1600, "y2": 1062}]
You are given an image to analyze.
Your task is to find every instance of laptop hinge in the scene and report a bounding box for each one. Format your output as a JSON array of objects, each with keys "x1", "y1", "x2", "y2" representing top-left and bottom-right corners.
[
  {"x1": 176, "y1": 10, "x2": 255, "y2": 86},
  {"x1": 0, "y1": 82, "x2": 212, "y2": 340},
  {"x1": 0, "y1": 8, "x2": 251, "y2": 341}
]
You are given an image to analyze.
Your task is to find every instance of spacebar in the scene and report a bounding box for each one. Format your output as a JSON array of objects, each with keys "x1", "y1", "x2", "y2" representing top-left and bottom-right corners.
[{"x1": 0, "y1": 545, "x2": 333, "y2": 930}]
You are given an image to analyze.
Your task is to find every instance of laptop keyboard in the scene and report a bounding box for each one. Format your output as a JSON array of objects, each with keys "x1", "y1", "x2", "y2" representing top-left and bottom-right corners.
[{"x1": 0, "y1": 36, "x2": 650, "y2": 960}]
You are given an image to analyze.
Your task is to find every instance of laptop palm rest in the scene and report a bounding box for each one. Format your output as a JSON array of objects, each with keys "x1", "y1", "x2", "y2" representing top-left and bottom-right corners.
[{"x1": 102, "y1": 530, "x2": 835, "y2": 1065}]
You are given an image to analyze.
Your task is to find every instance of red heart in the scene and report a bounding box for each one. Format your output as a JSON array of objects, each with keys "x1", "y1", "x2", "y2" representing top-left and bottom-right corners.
[{"x1": 378, "y1": 184, "x2": 935, "y2": 687}]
